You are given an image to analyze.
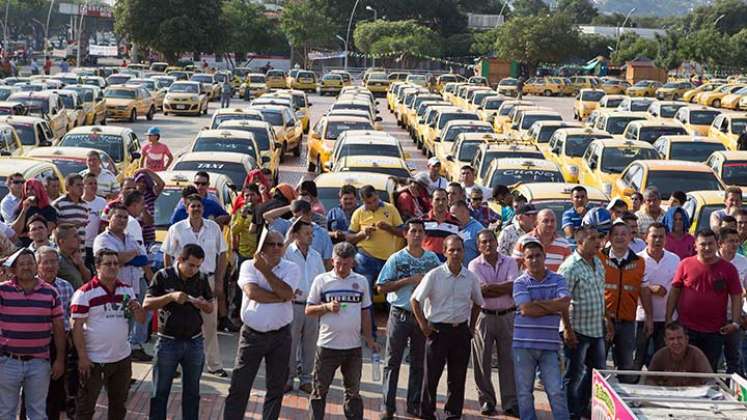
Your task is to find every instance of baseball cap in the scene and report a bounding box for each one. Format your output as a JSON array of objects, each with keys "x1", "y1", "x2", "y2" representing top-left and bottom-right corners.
[
  {"x1": 606, "y1": 197, "x2": 626, "y2": 211},
  {"x1": 274, "y1": 183, "x2": 297, "y2": 202},
  {"x1": 3, "y1": 248, "x2": 34, "y2": 268},
  {"x1": 516, "y1": 204, "x2": 539, "y2": 215},
  {"x1": 427, "y1": 157, "x2": 441, "y2": 166},
  {"x1": 146, "y1": 126, "x2": 160, "y2": 136},
  {"x1": 581, "y1": 207, "x2": 613, "y2": 234},
  {"x1": 412, "y1": 172, "x2": 431, "y2": 187}
]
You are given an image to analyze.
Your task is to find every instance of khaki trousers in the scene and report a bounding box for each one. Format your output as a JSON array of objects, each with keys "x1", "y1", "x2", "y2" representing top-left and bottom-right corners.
[
  {"x1": 471, "y1": 311, "x2": 518, "y2": 411},
  {"x1": 202, "y1": 275, "x2": 223, "y2": 371}
]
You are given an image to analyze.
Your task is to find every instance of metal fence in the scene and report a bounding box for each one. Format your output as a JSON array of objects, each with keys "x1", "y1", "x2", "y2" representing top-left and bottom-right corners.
[{"x1": 320, "y1": 66, "x2": 458, "y2": 80}]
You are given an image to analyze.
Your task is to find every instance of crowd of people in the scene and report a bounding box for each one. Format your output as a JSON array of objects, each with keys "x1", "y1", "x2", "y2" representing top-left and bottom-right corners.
[{"x1": 1, "y1": 151, "x2": 746, "y2": 420}]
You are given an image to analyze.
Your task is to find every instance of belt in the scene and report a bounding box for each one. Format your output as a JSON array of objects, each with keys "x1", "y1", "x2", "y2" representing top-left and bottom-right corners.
[
  {"x1": 246, "y1": 323, "x2": 290, "y2": 335},
  {"x1": 481, "y1": 307, "x2": 516, "y2": 316},
  {"x1": 391, "y1": 306, "x2": 411, "y2": 314},
  {"x1": 1, "y1": 351, "x2": 35, "y2": 361},
  {"x1": 432, "y1": 321, "x2": 468, "y2": 329},
  {"x1": 293, "y1": 301, "x2": 307, "y2": 305},
  {"x1": 157, "y1": 332, "x2": 203, "y2": 340}
]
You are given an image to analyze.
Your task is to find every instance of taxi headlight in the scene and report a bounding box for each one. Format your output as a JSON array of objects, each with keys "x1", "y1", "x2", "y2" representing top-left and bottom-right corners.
[
  {"x1": 602, "y1": 182, "x2": 612, "y2": 195},
  {"x1": 191, "y1": 95, "x2": 199, "y2": 101}
]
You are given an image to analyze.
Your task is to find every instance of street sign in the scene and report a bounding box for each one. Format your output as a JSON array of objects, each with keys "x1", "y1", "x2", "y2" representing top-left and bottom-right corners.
[{"x1": 58, "y1": 2, "x2": 113, "y2": 18}]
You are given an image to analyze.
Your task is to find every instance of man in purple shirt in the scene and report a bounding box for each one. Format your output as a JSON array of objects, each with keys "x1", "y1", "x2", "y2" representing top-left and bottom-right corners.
[{"x1": 468, "y1": 229, "x2": 519, "y2": 417}]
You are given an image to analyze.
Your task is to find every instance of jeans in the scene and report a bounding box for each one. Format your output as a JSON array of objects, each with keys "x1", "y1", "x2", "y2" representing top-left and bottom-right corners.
[
  {"x1": 224, "y1": 324, "x2": 291, "y2": 420},
  {"x1": 221, "y1": 95, "x2": 231, "y2": 108},
  {"x1": 149, "y1": 335, "x2": 205, "y2": 420},
  {"x1": 564, "y1": 332, "x2": 605, "y2": 419},
  {"x1": 606, "y1": 320, "x2": 636, "y2": 383},
  {"x1": 382, "y1": 307, "x2": 424, "y2": 414},
  {"x1": 513, "y1": 348, "x2": 569, "y2": 420},
  {"x1": 353, "y1": 251, "x2": 385, "y2": 337},
  {"x1": 688, "y1": 329, "x2": 725, "y2": 373},
  {"x1": 130, "y1": 277, "x2": 149, "y2": 348},
  {"x1": 309, "y1": 347, "x2": 363, "y2": 420},
  {"x1": 724, "y1": 327, "x2": 743, "y2": 375},
  {"x1": 421, "y1": 323, "x2": 471, "y2": 420},
  {"x1": 0, "y1": 356, "x2": 50, "y2": 420},
  {"x1": 76, "y1": 356, "x2": 132, "y2": 420},
  {"x1": 289, "y1": 303, "x2": 319, "y2": 386},
  {"x1": 634, "y1": 321, "x2": 665, "y2": 369}
]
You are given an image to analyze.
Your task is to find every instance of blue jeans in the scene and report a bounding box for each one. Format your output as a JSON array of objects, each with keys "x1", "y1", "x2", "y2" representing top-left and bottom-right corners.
[
  {"x1": 564, "y1": 332, "x2": 606, "y2": 419},
  {"x1": 0, "y1": 356, "x2": 51, "y2": 419},
  {"x1": 130, "y1": 277, "x2": 150, "y2": 348},
  {"x1": 513, "y1": 348, "x2": 569, "y2": 420},
  {"x1": 354, "y1": 251, "x2": 385, "y2": 338},
  {"x1": 149, "y1": 335, "x2": 205, "y2": 420},
  {"x1": 382, "y1": 307, "x2": 424, "y2": 414},
  {"x1": 606, "y1": 320, "x2": 636, "y2": 383}
]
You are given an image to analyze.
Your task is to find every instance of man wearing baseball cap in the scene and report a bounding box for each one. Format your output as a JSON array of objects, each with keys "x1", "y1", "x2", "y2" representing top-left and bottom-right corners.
[
  {"x1": 423, "y1": 158, "x2": 448, "y2": 194},
  {"x1": 498, "y1": 204, "x2": 538, "y2": 256},
  {"x1": 395, "y1": 174, "x2": 432, "y2": 221},
  {"x1": 140, "y1": 127, "x2": 173, "y2": 172}
]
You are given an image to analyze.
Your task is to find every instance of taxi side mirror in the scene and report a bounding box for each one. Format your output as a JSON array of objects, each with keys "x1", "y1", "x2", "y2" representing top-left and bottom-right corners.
[
  {"x1": 274, "y1": 142, "x2": 282, "y2": 149},
  {"x1": 311, "y1": 132, "x2": 321, "y2": 140},
  {"x1": 588, "y1": 161, "x2": 597, "y2": 170},
  {"x1": 131, "y1": 151, "x2": 141, "y2": 160},
  {"x1": 622, "y1": 187, "x2": 635, "y2": 196},
  {"x1": 446, "y1": 155, "x2": 454, "y2": 162},
  {"x1": 375, "y1": 116, "x2": 382, "y2": 122}
]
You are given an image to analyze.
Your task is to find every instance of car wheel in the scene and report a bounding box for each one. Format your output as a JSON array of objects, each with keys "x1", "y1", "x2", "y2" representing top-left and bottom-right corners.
[
  {"x1": 279, "y1": 142, "x2": 287, "y2": 163},
  {"x1": 307, "y1": 153, "x2": 316, "y2": 172},
  {"x1": 713, "y1": 99, "x2": 721, "y2": 108},
  {"x1": 146, "y1": 107, "x2": 155, "y2": 121},
  {"x1": 129, "y1": 109, "x2": 137, "y2": 122},
  {"x1": 163, "y1": 111, "x2": 168, "y2": 116},
  {"x1": 293, "y1": 138, "x2": 302, "y2": 157},
  {"x1": 203, "y1": 104, "x2": 208, "y2": 115},
  {"x1": 544, "y1": 89, "x2": 552, "y2": 97},
  {"x1": 316, "y1": 156, "x2": 323, "y2": 173},
  {"x1": 101, "y1": 116, "x2": 107, "y2": 125}
]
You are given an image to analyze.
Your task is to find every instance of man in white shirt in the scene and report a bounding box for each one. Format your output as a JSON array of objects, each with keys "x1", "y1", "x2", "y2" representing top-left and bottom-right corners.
[
  {"x1": 411, "y1": 235, "x2": 485, "y2": 420},
  {"x1": 162, "y1": 194, "x2": 229, "y2": 377},
  {"x1": 305, "y1": 241, "x2": 379, "y2": 420},
  {"x1": 423, "y1": 157, "x2": 448, "y2": 194},
  {"x1": 634, "y1": 222, "x2": 680, "y2": 369},
  {"x1": 1, "y1": 172, "x2": 23, "y2": 222},
  {"x1": 223, "y1": 231, "x2": 298, "y2": 420},
  {"x1": 284, "y1": 220, "x2": 325, "y2": 393},
  {"x1": 718, "y1": 227, "x2": 747, "y2": 374},
  {"x1": 82, "y1": 172, "x2": 106, "y2": 268},
  {"x1": 459, "y1": 165, "x2": 490, "y2": 203},
  {"x1": 79, "y1": 149, "x2": 120, "y2": 200}
]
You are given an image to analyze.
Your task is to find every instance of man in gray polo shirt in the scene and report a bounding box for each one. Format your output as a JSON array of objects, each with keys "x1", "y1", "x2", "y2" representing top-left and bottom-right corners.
[{"x1": 305, "y1": 242, "x2": 379, "y2": 420}]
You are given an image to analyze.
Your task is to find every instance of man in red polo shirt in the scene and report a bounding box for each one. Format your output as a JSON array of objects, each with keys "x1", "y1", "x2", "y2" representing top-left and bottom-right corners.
[
  {"x1": 422, "y1": 188, "x2": 460, "y2": 261},
  {"x1": 666, "y1": 229, "x2": 743, "y2": 371}
]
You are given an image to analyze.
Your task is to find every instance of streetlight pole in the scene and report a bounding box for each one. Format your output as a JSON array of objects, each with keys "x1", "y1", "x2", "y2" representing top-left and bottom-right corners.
[
  {"x1": 365, "y1": 6, "x2": 377, "y2": 68},
  {"x1": 614, "y1": 7, "x2": 637, "y2": 56},
  {"x1": 45, "y1": 0, "x2": 56, "y2": 54},
  {"x1": 76, "y1": 1, "x2": 89, "y2": 67},
  {"x1": 714, "y1": 14, "x2": 726, "y2": 27},
  {"x1": 3, "y1": 0, "x2": 9, "y2": 59},
  {"x1": 344, "y1": 0, "x2": 362, "y2": 70},
  {"x1": 335, "y1": 34, "x2": 347, "y2": 68}
]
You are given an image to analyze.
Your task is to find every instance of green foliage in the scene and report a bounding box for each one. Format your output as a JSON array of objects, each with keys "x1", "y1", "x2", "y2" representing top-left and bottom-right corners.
[
  {"x1": 471, "y1": 28, "x2": 499, "y2": 55},
  {"x1": 510, "y1": 0, "x2": 549, "y2": 17},
  {"x1": 576, "y1": 34, "x2": 613, "y2": 61},
  {"x1": 730, "y1": 29, "x2": 747, "y2": 69},
  {"x1": 654, "y1": 31, "x2": 683, "y2": 70},
  {"x1": 556, "y1": 0, "x2": 599, "y2": 24},
  {"x1": 279, "y1": 0, "x2": 335, "y2": 68},
  {"x1": 353, "y1": 20, "x2": 441, "y2": 57},
  {"x1": 222, "y1": 0, "x2": 286, "y2": 58},
  {"x1": 493, "y1": 14, "x2": 579, "y2": 66},
  {"x1": 679, "y1": 28, "x2": 729, "y2": 67},
  {"x1": 610, "y1": 33, "x2": 658, "y2": 65}
]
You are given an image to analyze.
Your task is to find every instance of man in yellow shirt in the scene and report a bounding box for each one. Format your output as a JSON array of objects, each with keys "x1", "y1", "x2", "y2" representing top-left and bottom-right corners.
[{"x1": 229, "y1": 183, "x2": 261, "y2": 321}]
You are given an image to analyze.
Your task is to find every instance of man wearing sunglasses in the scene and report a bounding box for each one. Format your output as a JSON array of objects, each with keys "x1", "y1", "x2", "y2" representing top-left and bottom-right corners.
[
  {"x1": 169, "y1": 172, "x2": 230, "y2": 226},
  {"x1": 1, "y1": 172, "x2": 23, "y2": 223}
]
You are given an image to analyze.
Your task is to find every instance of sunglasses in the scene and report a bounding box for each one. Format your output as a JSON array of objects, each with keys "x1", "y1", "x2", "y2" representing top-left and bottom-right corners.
[
  {"x1": 11, "y1": 180, "x2": 24, "y2": 185},
  {"x1": 194, "y1": 181, "x2": 208, "y2": 186},
  {"x1": 264, "y1": 242, "x2": 284, "y2": 247}
]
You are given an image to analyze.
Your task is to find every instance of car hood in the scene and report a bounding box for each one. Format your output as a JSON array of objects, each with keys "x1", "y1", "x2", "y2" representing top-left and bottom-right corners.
[
  {"x1": 166, "y1": 92, "x2": 199, "y2": 99},
  {"x1": 105, "y1": 98, "x2": 135, "y2": 106}
]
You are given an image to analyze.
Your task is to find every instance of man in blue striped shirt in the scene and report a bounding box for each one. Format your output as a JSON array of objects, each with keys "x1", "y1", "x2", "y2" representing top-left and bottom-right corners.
[{"x1": 512, "y1": 239, "x2": 571, "y2": 420}]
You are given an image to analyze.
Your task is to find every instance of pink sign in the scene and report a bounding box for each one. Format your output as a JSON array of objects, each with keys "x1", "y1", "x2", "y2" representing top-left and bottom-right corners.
[{"x1": 591, "y1": 369, "x2": 636, "y2": 420}]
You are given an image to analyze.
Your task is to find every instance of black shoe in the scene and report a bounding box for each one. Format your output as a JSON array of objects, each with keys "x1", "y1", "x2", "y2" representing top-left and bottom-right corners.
[
  {"x1": 503, "y1": 407, "x2": 520, "y2": 418},
  {"x1": 209, "y1": 368, "x2": 229, "y2": 378},
  {"x1": 406, "y1": 407, "x2": 420, "y2": 417},
  {"x1": 379, "y1": 412, "x2": 394, "y2": 420},
  {"x1": 131, "y1": 348, "x2": 153, "y2": 362},
  {"x1": 219, "y1": 318, "x2": 240, "y2": 333},
  {"x1": 480, "y1": 403, "x2": 497, "y2": 416}
]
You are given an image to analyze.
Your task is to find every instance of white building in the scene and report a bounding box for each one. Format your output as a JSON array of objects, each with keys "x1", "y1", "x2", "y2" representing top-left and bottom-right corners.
[{"x1": 579, "y1": 25, "x2": 665, "y2": 40}]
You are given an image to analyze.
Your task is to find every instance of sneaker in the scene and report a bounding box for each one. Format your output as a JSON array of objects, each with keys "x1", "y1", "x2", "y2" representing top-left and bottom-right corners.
[
  {"x1": 379, "y1": 413, "x2": 394, "y2": 420},
  {"x1": 503, "y1": 407, "x2": 520, "y2": 418},
  {"x1": 131, "y1": 348, "x2": 153, "y2": 362},
  {"x1": 299, "y1": 383, "x2": 313, "y2": 394},
  {"x1": 480, "y1": 403, "x2": 497, "y2": 416},
  {"x1": 209, "y1": 368, "x2": 229, "y2": 378},
  {"x1": 219, "y1": 318, "x2": 240, "y2": 333}
]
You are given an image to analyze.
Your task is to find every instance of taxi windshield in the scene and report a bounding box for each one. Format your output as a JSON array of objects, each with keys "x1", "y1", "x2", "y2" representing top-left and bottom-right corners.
[
  {"x1": 601, "y1": 147, "x2": 659, "y2": 173},
  {"x1": 218, "y1": 125, "x2": 270, "y2": 154},
  {"x1": 107, "y1": 75, "x2": 131, "y2": 84},
  {"x1": 338, "y1": 144, "x2": 400, "y2": 158},
  {"x1": 249, "y1": 76, "x2": 265, "y2": 83},
  {"x1": 565, "y1": 135, "x2": 599, "y2": 157},
  {"x1": 172, "y1": 161, "x2": 247, "y2": 187},
  {"x1": 489, "y1": 168, "x2": 563, "y2": 188},
  {"x1": 647, "y1": 171, "x2": 723, "y2": 199},
  {"x1": 104, "y1": 89, "x2": 135, "y2": 99},
  {"x1": 169, "y1": 83, "x2": 199, "y2": 94},
  {"x1": 689, "y1": 110, "x2": 721, "y2": 125},
  {"x1": 633, "y1": 81, "x2": 652, "y2": 87},
  {"x1": 46, "y1": 158, "x2": 88, "y2": 176},
  {"x1": 192, "y1": 137, "x2": 257, "y2": 158},
  {"x1": 521, "y1": 114, "x2": 562, "y2": 130},
  {"x1": 257, "y1": 110, "x2": 283, "y2": 126},
  {"x1": 211, "y1": 113, "x2": 262, "y2": 129},
  {"x1": 669, "y1": 142, "x2": 724, "y2": 162},
  {"x1": 154, "y1": 188, "x2": 183, "y2": 227},
  {"x1": 607, "y1": 117, "x2": 644, "y2": 135},
  {"x1": 443, "y1": 125, "x2": 492, "y2": 142},
  {"x1": 68, "y1": 88, "x2": 94, "y2": 102},
  {"x1": 59, "y1": 133, "x2": 123, "y2": 162},
  {"x1": 14, "y1": 98, "x2": 49, "y2": 115},
  {"x1": 191, "y1": 75, "x2": 213, "y2": 83},
  {"x1": 638, "y1": 126, "x2": 688, "y2": 143},
  {"x1": 732, "y1": 119, "x2": 747, "y2": 134},
  {"x1": 721, "y1": 162, "x2": 747, "y2": 185},
  {"x1": 60, "y1": 95, "x2": 75, "y2": 109},
  {"x1": 499, "y1": 79, "x2": 518, "y2": 86},
  {"x1": 11, "y1": 123, "x2": 36, "y2": 145},
  {"x1": 629, "y1": 99, "x2": 654, "y2": 111},
  {"x1": 0, "y1": 87, "x2": 13, "y2": 100},
  {"x1": 155, "y1": 79, "x2": 174, "y2": 89},
  {"x1": 580, "y1": 91, "x2": 605, "y2": 101},
  {"x1": 438, "y1": 113, "x2": 479, "y2": 129},
  {"x1": 458, "y1": 141, "x2": 482, "y2": 161},
  {"x1": 483, "y1": 99, "x2": 503, "y2": 110},
  {"x1": 325, "y1": 121, "x2": 373, "y2": 140},
  {"x1": 603, "y1": 97, "x2": 623, "y2": 108}
]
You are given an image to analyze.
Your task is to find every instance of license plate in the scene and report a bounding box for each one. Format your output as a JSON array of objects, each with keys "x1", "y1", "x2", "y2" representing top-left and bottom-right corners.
[{"x1": 176, "y1": 105, "x2": 186, "y2": 110}]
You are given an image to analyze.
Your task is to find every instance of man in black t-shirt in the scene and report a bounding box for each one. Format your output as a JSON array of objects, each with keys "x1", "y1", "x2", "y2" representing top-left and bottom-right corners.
[{"x1": 143, "y1": 244, "x2": 214, "y2": 420}]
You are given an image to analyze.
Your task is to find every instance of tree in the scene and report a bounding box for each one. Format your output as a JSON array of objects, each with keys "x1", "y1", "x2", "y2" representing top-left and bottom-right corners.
[
  {"x1": 730, "y1": 29, "x2": 747, "y2": 69},
  {"x1": 510, "y1": 0, "x2": 549, "y2": 17},
  {"x1": 471, "y1": 27, "x2": 499, "y2": 55},
  {"x1": 576, "y1": 34, "x2": 612, "y2": 61},
  {"x1": 279, "y1": 0, "x2": 335, "y2": 68},
  {"x1": 556, "y1": 0, "x2": 598, "y2": 24},
  {"x1": 353, "y1": 19, "x2": 441, "y2": 58},
  {"x1": 610, "y1": 33, "x2": 657, "y2": 65},
  {"x1": 114, "y1": 0, "x2": 226, "y2": 63},
  {"x1": 493, "y1": 14, "x2": 579, "y2": 69},
  {"x1": 654, "y1": 30, "x2": 683, "y2": 70},
  {"x1": 222, "y1": 0, "x2": 287, "y2": 62},
  {"x1": 679, "y1": 28, "x2": 729, "y2": 68}
]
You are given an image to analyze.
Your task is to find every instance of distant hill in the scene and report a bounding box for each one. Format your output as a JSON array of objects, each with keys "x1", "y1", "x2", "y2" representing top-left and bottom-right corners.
[{"x1": 589, "y1": 0, "x2": 710, "y2": 16}]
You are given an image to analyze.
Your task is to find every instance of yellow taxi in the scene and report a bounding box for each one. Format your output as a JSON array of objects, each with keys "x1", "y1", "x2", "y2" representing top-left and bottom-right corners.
[
  {"x1": 598, "y1": 94, "x2": 626, "y2": 110},
  {"x1": 625, "y1": 80, "x2": 663, "y2": 97},
  {"x1": 150, "y1": 62, "x2": 168, "y2": 72},
  {"x1": 329, "y1": 131, "x2": 409, "y2": 172},
  {"x1": 545, "y1": 128, "x2": 614, "y2": 182},
  {"x1": 102, "y1": 84, "x2": 156, "y2": 122},
  {"x1": 170, "y1": 152, "x2": 259, "y2": 189},
  {"x1": 8, "y1": 91, "x2": 69, "y2": 140},
  {"x1": 250, "y1": 104, "x2": 303, "y2": 160},
  {"x1": 646, "y1": 101, "x2": 687, "y2": 120},
  {"x1": 0, "y1": 157, "x2": 64, "y2": 201},
  {"x1": 719, "y1": 86, "x2": 747, "y2": 110},
  {"x1": 434, "y1": 120, "x2": 494, "y2": 166},
  {"x1": 477, "y1": 96, "x2": 506, "y2": 124},
  {"x1": 468, "y1": 76, "x2": 489, "y2": 86},
  {"x1": 611, "y1": 160, "x2": 726, "y2": 205},
  {"x1": 386, "y1": 82, "x2": 407, "y2": 111},
  {"x1": 620, "y1": 119, "x2": 688, "y2": 143},
  {"x1": 709, "y1": 113, "x2": 747, "y2": 150},
  {"x1": 0, "y1": 123, "x2": 24, "y2": 156},
  {"x1": 287, "y1": 70, "x2": 317, "y2": 92},
  {"x1": 209, "y1": 107, "x2": 264, "y2": 129},
  {"x1": 498, "y1": 182, "x2": 609, "y2": 231},
  {"x1": 366, "y1": 72, "x2": 390, "y2": 95},
  {"x1": 215, "y1": 120, "x2": 281, "y2": 183},
  {"x1": 57, "y1": 125, "x2": 142, "y2": 177},
  {"x1": 682, "y1": 82, "x2": 723, "y2": 103},
  {"x1": 162, "y1": 81, "x2": 208, "y2": 116},
  {"x1": 578, "y1": 138, "x2": 660, "y2": 196},
  {"x1": 238, "y1": 73, "x2": 268, "y2": 100},
  {"x1": 524, "y1": 120, "x2": 582, "y2": 150},
  {"x1": 509, "y1": 109, "x2": 562, "y2": 136},
  {"x1": 442, "y1": 82, "x2": 467, "y2": 104},
  {"x1": 655, "y1": 81, "x2": 694, "y2": 100},
  {"x1": 330, "y1": 70, "x2": 352, "y2": 86},
  {"x1": 593, "y1": 110, "x2": 650, "y2": 135},
  {"x1": 331, "y1": 155, "x2": 412, "y2": 179},
  {"x1": 25, "y1": 147, "x2": 120, "y2": 181},
  {"x1": 189, "y1": 73, "x2": 221, "y2": 100},
  {"x1": 481, "y1": 158, "x2": 565, "y2": 190},
  {"x1": 652, "y1": 135, "x2": 725, "y2": 162},
  {"x1": 574, "y1": 89, "x2": 606, "y2": 120},
  {"x1": 423, "y1": 108, "x2": 481, "y2": 157},
  {"x1": 401, "y1": 93, "x2": 442, "y2": 131},
  {"x1": 496, "y1": 78, "x2": 519, "y2": 96},
  {"x1": 600, "y1": 78, "x2": 630, "y2": 95},
  {"x1": 472, "y1": 141, "x2": 545, "y2": 186},
  {"x1": 63, "y1": 84, "x2": 106, "y2": 125},
  {"x1": 284, "y1": 89, "x2": 312, "y2": 134},
  {"x1": 682, "y1": 190, "x2": 746, "y2": 234},
  {"x1": 568, "y1": 75, "x2": 602, "y2": 94},
  {"x1": 129, "y1": 78, "x2": 167, "y2": 110},
  {"x1": 55, "y1": 90, "x2": 86, "y2": 129},
  {"x1": 414, "y1": 103, "x2": 454, "y2": 148},
  {"x1": 395, "y1": 87, "x2": 430, "y2": 125},
  {"x1": 465, "y1": 90, "x2": 498, "y2": 112},
  {"x1": 319, "y1": 73, "x2": 344, "y2": 96},
  {"x1": 672, "y1": 105, "x2": 722, "y2": 136},
  {"x1": 705, "y1": 151, "x2": 747, "y2": 187},
  {"x1": 386, "y1": 71, "x2": 409, "y2": 82},
  {"x1": 526, "y1": 77, "x2": 573, "y2": 97},
  {"x1": 0, "y1": 115, "x2": 54, "y2": 149},
  {"x1": 265, "y1": 70, "x2": 288, "y2": 89},
  {"x1": 492, "y1": 100, "x2": 535, "y2": 134},
  {"x1": 698, "y1": 84, "x2": 747, "y2": 108},
  {"x1": 443, "y1": 133, "x2": 499, "y2": 180},
  {"x1": 187, "y1": 129, "x2": 261, "y2": 169},
  {"x1": 405, "y1": 74, "x2": 428, "y2": 88},
  {"x1": 435, "y1": 74, "x2": 462, "y2": 93},
  {"x1": 307, "y1": 116, "x2": 375, "y2": 172}
]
